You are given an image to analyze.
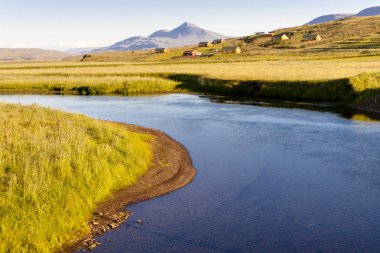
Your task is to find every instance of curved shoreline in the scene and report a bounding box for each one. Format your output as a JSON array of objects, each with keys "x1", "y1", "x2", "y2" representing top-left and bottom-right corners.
[{"x1": 62, "y1": 122, "x2": 196, "y2": 252}]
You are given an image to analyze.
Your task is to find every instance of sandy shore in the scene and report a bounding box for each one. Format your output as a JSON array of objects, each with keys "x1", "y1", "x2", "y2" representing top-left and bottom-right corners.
[{"x1": 63, "y1": 122, "x2": 196, "y2": 252}]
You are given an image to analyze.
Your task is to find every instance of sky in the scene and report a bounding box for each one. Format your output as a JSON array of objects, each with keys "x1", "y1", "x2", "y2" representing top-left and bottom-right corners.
[{"x1": 0, "y1": 0, "x2": 378, "y2": 51}]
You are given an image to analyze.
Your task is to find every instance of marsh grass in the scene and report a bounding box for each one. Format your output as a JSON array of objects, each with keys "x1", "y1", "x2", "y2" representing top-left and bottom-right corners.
[
  {"x1": 0, "y1": 104, "x2": 152, "y2": 252},
  {"x1": 0, "y1": 74, "x2": 179, "y2": 95},
  {"x1": 0, "y1": 60, "x2": 379, "y2": 101}
]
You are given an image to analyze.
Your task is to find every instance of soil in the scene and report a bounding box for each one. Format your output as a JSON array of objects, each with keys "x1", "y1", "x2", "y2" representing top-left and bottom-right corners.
[{"x1": 62, "y1": 122, "x2": 196, "y2": 252}]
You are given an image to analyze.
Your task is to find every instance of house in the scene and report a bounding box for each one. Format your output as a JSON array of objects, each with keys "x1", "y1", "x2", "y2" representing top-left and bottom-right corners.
[
  {"x1": 183, "y1": 50, "x2": 199, "y2": 56},
  {"x1": 259, "y1": 33, "x2": 275, "y2": 38},
  {"x1": 213, "y1": 39, "x2": 224, "y2": 44},
  {"x1": 222, "y1": 46, "x2": 241, "y2": 54},
  {"x1": 198, "y1": 42, "x2": 213, "y2": 47},
  {"x1": 272, "y1": 33, "x2": 290, "y2": 41},
  {"x1": 155, "y1": 48, "x2": 169, "y2": 53},
  {"x1": 302, "y1": 34, "x2": 322, "y2": 42}
]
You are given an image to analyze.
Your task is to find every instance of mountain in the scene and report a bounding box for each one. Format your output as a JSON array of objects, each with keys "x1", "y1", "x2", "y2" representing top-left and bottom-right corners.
[
  {"x1": 356, "y1": 6, "x2": 380, "y2": 16},
  {"x1": 94, "y1": 22, "x2": 227, "y2": 52},
  {"x1": 305, "y1": 14, "x2": 353, "y2": 25},
  {"x1": 0, "y1": 48, "x2": 69, "y2": 61},
  {"x1": 306, "y1": 6, "x2": 380, "y2": 25}
]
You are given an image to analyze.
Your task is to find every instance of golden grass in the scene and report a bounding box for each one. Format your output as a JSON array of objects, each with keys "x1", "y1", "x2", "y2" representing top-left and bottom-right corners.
[
  {"x1": 1, "y1": 59, "x2": 380, "y2": 81},
  {"x1": 0, "y1": 103, "x2": 153, "y2": 252}
]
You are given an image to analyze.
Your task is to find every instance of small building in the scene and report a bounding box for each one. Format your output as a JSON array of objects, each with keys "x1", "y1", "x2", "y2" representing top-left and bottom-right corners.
[
  {"x1": 272, "y1": 33, "x2": 289, "y2": 41},
  {"x1": 198, "y1": 42, "x2": 213, "y2": 47},
  {"x1": 213, "y1": 39, "x2": 224, "y2": 44},
  {"x1": 259, "y1": 33, "x2": 275, "y2": 38},
  {"x1": 302, "y1": 34, "x2": 322, "y2": 42},
  {"x1": 155, "y1": 48, "x2": 169, "y2": 53},
  {"x1": 222, "y1": 46, "x2": 241, "y2": 54},
  {"x1": 183, "y1": 50, "x2": 199, "y2": 56}
]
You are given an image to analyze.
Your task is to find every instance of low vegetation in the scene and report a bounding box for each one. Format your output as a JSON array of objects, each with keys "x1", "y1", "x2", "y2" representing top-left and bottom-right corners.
[
  {"x1": 0, "y1": 104, "x2": 153, "y2": 252},
  {"x1": 0, "y1": 73, "x2": 179, "y2": 95},
  {"x1": 0, "y1": 60, "x2": 380, "y2": 103}
]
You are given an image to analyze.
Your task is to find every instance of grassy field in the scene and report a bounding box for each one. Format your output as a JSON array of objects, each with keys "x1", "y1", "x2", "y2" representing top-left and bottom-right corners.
[
  {"x1": 0, "y1": 103, "x2": 153, "y2": 252},
  {"x1": 0, "y1": 59, "x2": 380, "y2": 101}
]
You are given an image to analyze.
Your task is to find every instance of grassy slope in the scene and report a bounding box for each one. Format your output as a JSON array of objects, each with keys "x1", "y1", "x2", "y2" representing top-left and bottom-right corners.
[
  {"x1": 0, "y1": 104, "x2": 152, "y2": 252},
  {"x1": 0, "y1": 49, "x2": 69, "y2": 61},
  {"x1": 63, "y1": 16, "x2": 380, "y2": 63}
]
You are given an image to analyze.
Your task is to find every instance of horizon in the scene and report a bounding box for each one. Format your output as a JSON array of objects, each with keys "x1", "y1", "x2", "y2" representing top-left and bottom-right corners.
[{"x1": 0, "y1": 0, "x2": 379, "y2": 51}]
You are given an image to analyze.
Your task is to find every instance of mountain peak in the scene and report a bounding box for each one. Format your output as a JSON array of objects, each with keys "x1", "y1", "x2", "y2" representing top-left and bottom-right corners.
[
  {"x1": 180, "y1": 22, "x2": 199, "y2": 28},
  {"x1": 96, "y1": 22, "x2": 227, "y2": 52}
]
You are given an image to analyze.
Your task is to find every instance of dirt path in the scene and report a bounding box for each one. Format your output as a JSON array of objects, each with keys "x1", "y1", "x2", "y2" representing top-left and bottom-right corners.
[{"x1": 63, "y1": 123, "x2": 196, "y2": 252}]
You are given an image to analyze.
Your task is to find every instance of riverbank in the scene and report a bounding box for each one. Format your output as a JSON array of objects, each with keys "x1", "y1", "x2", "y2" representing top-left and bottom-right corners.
[
  {"x1": 0, "y1": 103, "x2": 195, "y2": 253},
  {"x1": 0, "y1": 61, "x2": 379, "y2": 114},
  {"x1": 63, "y1": 123, "x2": 196, "y2": 252}
]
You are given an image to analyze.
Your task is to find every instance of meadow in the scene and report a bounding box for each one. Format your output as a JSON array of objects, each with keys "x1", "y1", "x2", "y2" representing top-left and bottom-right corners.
[
  {"x1": 0, "y1": 104, "x2": 152, "y2": 252},
  {"x1": 0, "y1": 59, "x2": 380, "y2": 101}
]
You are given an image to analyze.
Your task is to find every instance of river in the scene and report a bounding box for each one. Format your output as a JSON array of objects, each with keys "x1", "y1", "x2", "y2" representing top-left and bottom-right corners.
[{"x1": 1, "y1": 94, "x2": 380, "y2": 253}]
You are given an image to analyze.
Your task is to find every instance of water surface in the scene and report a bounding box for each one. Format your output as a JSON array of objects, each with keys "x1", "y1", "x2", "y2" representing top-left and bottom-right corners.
[{"x1": 1, "y1": 94, "x2": 380, "y2": 253}]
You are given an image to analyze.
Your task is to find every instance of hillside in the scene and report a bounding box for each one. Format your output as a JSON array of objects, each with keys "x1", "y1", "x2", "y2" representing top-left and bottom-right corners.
[
  {"x1": 94, "y1": 22, "x2": 227, "y2": 52},
  {"x1": 0, "y1": 48, "x2": 69, "y2": 61},
  {"x1": 69, "y1": 15, "x2": 380, "y2": 63},
  {"x1": 270, "y1": 15, "x2": 380, "y2": 49}
]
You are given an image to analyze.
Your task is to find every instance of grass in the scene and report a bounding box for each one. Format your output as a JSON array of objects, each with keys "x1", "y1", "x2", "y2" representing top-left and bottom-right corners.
[
  {"x1": 2, "y1": 59, "x2": 380, "y2": 80},
  {"x1": 0, "y1": 59, "x2": 380, "y2": 102},
  {"x1": 0, "y1": 73, "x2": 180, "y2": 95},
  {"x1": 0, "y1": 103, "x2": 153, "y2": 252}
]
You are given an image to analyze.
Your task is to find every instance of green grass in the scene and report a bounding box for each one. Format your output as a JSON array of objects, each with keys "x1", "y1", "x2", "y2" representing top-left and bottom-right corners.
[
  {"x1": 0, "y1": 74, "x2": 180, "y2": 95},
  {"x1": 0, "y1": 104, "x2": 153, "y2": 252}
]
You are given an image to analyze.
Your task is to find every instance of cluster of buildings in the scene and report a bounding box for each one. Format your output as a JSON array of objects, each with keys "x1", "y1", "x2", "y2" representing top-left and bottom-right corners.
[
  {"x1": 154, "y1": 32, "x2": 322, "y2": 57},
  {"x1": 256, "y1": 32, "x2": 322, "y2": 42},
  {"x1": 155, "y1": 38, "x2": 241, "y2": 57}
]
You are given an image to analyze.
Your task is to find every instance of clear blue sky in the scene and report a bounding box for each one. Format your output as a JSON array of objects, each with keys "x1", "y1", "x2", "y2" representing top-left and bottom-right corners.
[{"x1": 0, "y1": 0, "x2": 378, "y2": 50}]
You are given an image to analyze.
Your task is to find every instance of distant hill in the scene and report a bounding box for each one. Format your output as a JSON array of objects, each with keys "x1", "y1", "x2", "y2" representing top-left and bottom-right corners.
[
  {"x1": 0, "y1": 48, "x2": 69, "y2": 61},
  {"x1": 356, "y1": 6, "x2": 380, "y2": 17},
  {"x1": 94, "y1": 22, "x2": 228, "y2": 52},
  {"x1": 305, "y1": 6, "x2": 380, "y2": 25},
  {"x1": 305, "y1": 14, "x2": 353, "y2": 25},
  {"x1": 66, "y1": 47, "x2": 98, "y2": 55}
]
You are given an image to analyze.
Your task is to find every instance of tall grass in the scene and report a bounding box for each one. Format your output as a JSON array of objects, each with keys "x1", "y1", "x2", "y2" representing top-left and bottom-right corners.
[
  {"x1": 0, "y1": 74, "x2": 179, "y2": 95},
  {"x1": 0, "y1": 61, "x2": 379, "y2": 101},
  {"x1": 1, "y1": 60, "x2": 380, "y2": 81},
  {"x1": 0, "y1": 104, "x2": 153, "y2": 252}
]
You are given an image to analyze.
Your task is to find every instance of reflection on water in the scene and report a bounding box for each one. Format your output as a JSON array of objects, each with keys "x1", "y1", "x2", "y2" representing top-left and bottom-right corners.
[
  {"x1": 350, "y1": 113, "x2": 379, "y2": 122},
  {"x1": 0, "y1": 94, "x2": 380, "y2": 253}
]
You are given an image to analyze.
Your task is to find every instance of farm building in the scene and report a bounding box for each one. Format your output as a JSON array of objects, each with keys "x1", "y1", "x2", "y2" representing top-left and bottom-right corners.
[
  {"x1": 198, "y1": 42, "x2": 213, "y2": 47},
  {"x1": 272, "y1": 33, "x2": 290, "y2": 41},
  {"x1": 259, "y1": 33, "x2": 275, "y2": 38},
  {"x1": 183, "y1": 50, "x2": 199, "y2": 56},
  {"x1": 222, "y1": 46, "x2": 241, "y2": 54},
  {"x1": 302, "y1": 34, "x2": 322, "y2": 42},
  {"x1": 155, "y1": 48, "x2": 169, "y2": 53},
  {"x1": 213, "y1": 39, "x2": 224, "y2": 44}
]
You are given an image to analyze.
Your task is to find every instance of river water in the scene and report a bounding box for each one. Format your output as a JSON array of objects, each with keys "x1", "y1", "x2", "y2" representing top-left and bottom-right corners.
[{"x1": 1, "y1": 94, "x2": 380, "y2": 253}]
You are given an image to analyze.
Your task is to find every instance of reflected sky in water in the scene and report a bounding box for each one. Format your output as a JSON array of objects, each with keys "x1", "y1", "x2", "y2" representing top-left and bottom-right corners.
[{"x1": 1, "y1": 94, "x2": 380, "y2": 253}]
